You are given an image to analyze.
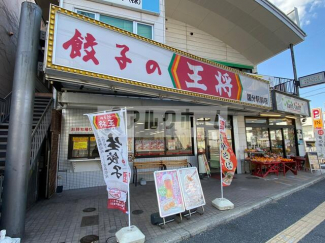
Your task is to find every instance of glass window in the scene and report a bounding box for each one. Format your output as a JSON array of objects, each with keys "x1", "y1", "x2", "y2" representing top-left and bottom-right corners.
[
  {"x1": 246, "y1": 127, "x2": 270, "y2": 152},
  {"x1": 134, "y1": 113, "x2": 165, "y2": 157},
  {"x1": 76, "y1": 10, "x2": 96, "y2": 19},
  {"x1": 99, "y1": 15, "x2": 133, "y2": 32},
  {"x1": 165, "y1": 115, "x2": 192, "y2": 156},
  {"x1": 197, "y1": 127, "x2": 205, "y2": 154},
  {"x1": 269, "y1": 118, "x2": 293, "y2": 125},
  {"x1": 270, "y1": 129, "x2": 284, "y2": 156},
  {"x1": 283, "y1": 128, "x2": 297, "y2": 156},
  {"x1": 69, "y1": 135, "x2": 98, "y2": 159},
  {"x1": 134, "y1": 113, "x2": 193, "y2": 157},
  {"x1": 137, "y1": 23, "x2": 153, "y2": 39}
]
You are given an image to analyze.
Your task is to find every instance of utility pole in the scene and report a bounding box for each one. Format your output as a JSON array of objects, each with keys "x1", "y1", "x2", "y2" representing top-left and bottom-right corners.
[
  {"x1": 1, "y1": 2, "x2": 42, "y2": 238},
  {"x1": 290, "y1": 44, "x2": 299, "y2": 96}
]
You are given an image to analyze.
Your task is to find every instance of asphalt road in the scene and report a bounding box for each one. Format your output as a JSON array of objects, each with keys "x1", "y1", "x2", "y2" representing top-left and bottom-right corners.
[{"x1": 182, "y1": 178, "x2": 325, "y2": 243}]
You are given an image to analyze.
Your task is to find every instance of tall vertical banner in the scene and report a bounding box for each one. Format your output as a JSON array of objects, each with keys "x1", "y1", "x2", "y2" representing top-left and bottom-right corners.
[
  {"x1": 219, "y1": 115, "x2": 237, "y2": 186},
  {"x1": 315, "y1": 129, "x2": 325, "y2": 159},
  {"x1": 87, "y1": 110, "x2": 129, "y2": 213}
]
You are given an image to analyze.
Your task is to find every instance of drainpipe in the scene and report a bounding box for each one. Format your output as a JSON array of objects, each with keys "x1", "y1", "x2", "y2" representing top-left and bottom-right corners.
[
  {"x1": 1, "y1": 2, "x2": 42, "y2": 238},
  {"x1": 290, "y1": 44, "x2": 299, "y2": 96}
]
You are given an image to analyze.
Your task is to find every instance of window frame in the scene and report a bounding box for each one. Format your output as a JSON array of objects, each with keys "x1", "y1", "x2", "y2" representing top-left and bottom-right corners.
[
  {"x1": 68, "y1": 134, "x2": 97, "y2": 159},
  {"x1": 75, "y1": 9, "x2": 154, "y2": 39},
  {"x1": 134, "y1": 116, "x2": 195, "y2": 158}
]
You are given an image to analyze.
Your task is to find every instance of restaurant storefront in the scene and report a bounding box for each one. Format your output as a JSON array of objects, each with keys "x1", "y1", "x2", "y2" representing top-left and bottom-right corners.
[
  {"x1": 245, "y1": 117, "x2": 298, "y2": 157},
  {"x1": 245, "y1": 90, "x2": 310, "y2": 158},
  {"x1": 41, "y1": 0, "x2": 308, "y2": 190}
]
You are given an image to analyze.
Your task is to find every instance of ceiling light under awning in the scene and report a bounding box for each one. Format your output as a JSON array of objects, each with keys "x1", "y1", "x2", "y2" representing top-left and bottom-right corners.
[{"x1": 260, "y1": 114, "x2": 281, "y2": 117}]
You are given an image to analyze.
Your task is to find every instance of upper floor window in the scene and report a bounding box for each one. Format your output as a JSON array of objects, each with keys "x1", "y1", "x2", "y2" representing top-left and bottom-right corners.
[{"x1": 76, "y1": 9, "x2": 153, "y2": 39}]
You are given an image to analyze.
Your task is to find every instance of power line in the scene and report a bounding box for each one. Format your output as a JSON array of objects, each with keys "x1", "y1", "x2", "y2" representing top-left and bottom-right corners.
[
  {"x1": 303, "y1": 91, "x2": 325, "y2": 98},
  {"x1": 300, "y1": 86, "x2": 325, "y2": 95}
]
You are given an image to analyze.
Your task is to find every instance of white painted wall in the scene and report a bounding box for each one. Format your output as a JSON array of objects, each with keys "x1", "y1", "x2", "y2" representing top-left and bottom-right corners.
[
  {"x1": 165, "y1": 18, "x2": 255, "y2": 68},
  {"x1": 233, "y1": 116, "x2": 247, "y2": 174},
  {"x1": 63, "y1": 0, "x2": 166, "y2": 43},
  {"x1": 296, "y1": 118, "x2": 306, "y2": 156}
]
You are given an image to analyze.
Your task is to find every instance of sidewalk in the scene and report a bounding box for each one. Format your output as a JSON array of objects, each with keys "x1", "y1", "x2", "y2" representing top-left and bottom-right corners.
[{"x1": 23, "y1": 171, "x2": 325, "y2": 243}]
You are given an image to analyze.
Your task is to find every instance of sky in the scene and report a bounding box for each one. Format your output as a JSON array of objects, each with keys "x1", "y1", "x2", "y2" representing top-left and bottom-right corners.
[{"x1": 258, "y1": 0, "x2": 325, "y2": 109}]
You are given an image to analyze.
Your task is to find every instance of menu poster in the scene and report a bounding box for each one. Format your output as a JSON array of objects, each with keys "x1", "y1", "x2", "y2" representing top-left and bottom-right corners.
[
  {"x1": 306, "y1": 152, "x2": 321, "y2": 170},
  {"x1": 157, "y1": 139, "x2": 165, "y2": 151},
  {"x1": 150, "y1": 140, "x2": 157, "y2": 150},
  {"x1": 142, "y1": 139, "x2": 151, "y2": 151},
  {"x1": 154, "y1": 170, "x2": 185, "y2": 218},
  {"x1": 128, "y1": 137, "x2": 133, "y2": 152},
  {"x1": 198, "y1": 154, "x2": 210, "y2": 175},
  {"x1": 168, "y1": 139, "x2": 176, "y2": 150},
  {"x1": 178, "y1": 167, "x2": 206, "y2": 210},
  {"x1": 135, "y1": 139, "x2": 143, "y2": 151}
]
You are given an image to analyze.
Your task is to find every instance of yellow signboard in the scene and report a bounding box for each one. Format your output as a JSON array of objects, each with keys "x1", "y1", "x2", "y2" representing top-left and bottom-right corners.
[
  {"x1": 73, "y1": 141, "x2": 88, "y2": 150},
  {"x1": 72, "y1": 137, "x2": 88, "y2": 150}
]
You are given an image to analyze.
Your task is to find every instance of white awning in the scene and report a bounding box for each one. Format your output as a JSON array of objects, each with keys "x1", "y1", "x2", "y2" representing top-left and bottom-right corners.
[{"x1": 165, "y1": 0, "x2": 306, "y2": 65}]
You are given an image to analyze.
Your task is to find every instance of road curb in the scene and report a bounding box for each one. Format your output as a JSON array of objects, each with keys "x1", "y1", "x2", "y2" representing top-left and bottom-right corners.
[{"x1": 151, "y1": 175, "x2": 325, "y2": 243}]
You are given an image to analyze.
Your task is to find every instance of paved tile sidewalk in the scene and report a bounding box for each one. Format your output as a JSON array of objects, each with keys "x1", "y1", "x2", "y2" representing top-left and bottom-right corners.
[{"x1": 23, "y1": 171, "x2": 325, "y2": 243}]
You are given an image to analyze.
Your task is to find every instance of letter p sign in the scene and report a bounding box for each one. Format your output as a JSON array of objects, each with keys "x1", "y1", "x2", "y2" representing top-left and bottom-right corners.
[{"x1": 313, "y1": 109, "x2": 321, "y2": 119}]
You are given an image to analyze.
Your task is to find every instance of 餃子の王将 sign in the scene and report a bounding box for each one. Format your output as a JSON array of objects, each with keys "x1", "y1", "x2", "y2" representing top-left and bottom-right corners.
[{"x1": 45, "y1": 5, "x2": 271, "y2": 109}]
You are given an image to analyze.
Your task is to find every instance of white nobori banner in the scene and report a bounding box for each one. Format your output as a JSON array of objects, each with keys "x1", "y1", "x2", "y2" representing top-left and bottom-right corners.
[{"x1": 86, "y1": 110, "x2": 129, "y2": 213}]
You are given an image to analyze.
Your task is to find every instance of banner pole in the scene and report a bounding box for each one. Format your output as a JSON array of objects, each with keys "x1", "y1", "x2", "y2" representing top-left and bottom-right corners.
[
  {"x1": 219, "y1": 125, "x2": 223, "y2": 198},
  {"x1": 218, "y1": 115, "x2": 224, "y2": 199},
  {"x1": 124, "y1": 107, "x2": 131, "y2": 229}
]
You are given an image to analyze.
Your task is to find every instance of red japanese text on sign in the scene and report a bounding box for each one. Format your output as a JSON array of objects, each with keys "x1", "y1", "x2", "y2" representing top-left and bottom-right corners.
[
  {"x1": 93, "y1": 113, "x2": 120, "y2": 129},
  {"x1": 171, "y1": 55, "x2": 242, "y2": 101},
  {"x1": 63, "y1": 29, "x2": 99, "y2": 65},
  {"x1": 115, "y1": 44, "x2": 132, "y2": 70}
]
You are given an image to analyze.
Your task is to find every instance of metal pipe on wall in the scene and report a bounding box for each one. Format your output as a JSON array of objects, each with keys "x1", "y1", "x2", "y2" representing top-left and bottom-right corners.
[{"x1": 1, "y1": 2, "x2": 42, "y2": 238}]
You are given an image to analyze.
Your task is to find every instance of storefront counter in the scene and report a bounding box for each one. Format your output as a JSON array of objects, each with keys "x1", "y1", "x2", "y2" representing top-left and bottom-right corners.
[{"x1": 69, "y1": 158, "x2": 101, "y2": 172}]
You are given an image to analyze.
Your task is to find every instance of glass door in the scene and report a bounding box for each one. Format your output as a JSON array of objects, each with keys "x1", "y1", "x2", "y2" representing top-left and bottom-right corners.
[
  {"x1": 283, "y1": 128, "x2": 297, "y2": 157},
  {"x1": 270, "y1": 129, "x2": 284, "y2": 157},
  {"x1": 207, "y1": 129, "x2": 220, "y2": 170}
]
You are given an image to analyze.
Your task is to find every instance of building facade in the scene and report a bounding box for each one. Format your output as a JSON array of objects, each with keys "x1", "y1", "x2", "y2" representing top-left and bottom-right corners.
[{"x1": 36, "y1": 0, "x2": 308, "y2": 191}]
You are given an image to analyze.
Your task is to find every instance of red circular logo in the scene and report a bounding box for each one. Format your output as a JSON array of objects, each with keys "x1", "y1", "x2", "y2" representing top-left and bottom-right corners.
[{"x1": 318, "y1": 130, "x2": 324, "y2": 135}]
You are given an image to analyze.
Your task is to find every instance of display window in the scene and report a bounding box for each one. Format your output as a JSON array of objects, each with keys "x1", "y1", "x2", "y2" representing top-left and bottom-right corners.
[
  {"x1": 68, "y1": 135, "x2": 98, "y2": 159},
  {"x1": 246, "y1": 127, "x2": 271, "y2": 152},
  {"x1": 134, "y1": 113, "x2": 194, "y2": 157},
  {"x1": 245, "y1": 117, "x2": 297, "y2": 157}
]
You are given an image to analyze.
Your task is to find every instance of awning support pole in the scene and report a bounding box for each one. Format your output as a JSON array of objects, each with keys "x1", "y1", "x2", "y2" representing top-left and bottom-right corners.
[{"x1": 290, "y1": 44, "x2": 299, "y2": 96}]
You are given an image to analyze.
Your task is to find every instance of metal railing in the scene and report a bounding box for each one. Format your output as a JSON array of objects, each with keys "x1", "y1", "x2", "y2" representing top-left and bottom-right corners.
[
  {"x1": 30, "y1": 99, "x2": 53, "y2": 168},
  {"x1": 272, "y1": 77, "x2": 298, "y2": 96},
  {"x1": 0, "y1": 92, "x2": 12, "y2": 123}
]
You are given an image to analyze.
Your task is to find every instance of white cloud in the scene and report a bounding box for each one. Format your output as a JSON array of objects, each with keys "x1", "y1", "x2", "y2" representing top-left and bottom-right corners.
[{"x1": 268, "y1": 0, "x2": 325, "y2": 26}]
